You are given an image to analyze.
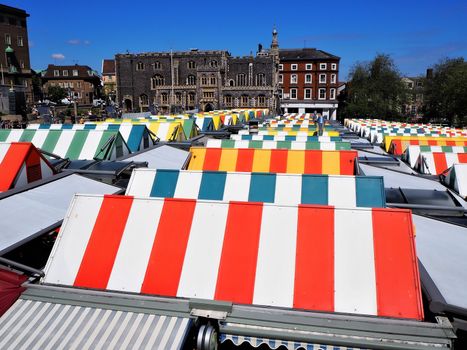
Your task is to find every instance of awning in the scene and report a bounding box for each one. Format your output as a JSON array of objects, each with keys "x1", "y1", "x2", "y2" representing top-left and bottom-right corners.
[
  {"x1": 402, "y1": 145, "x2": 467, "y2": 168},
  {"x1": 440, "y1": 163, "x2": 467, "y2": 199},
  {"x1": 0, "y1": 142, "x2": 55, "y2": 192},
  {"x1": 0, "y1": 173, "x2": 121, "y2": 255},
  {"x1": 126, "y1": 169, "x2": 385, "y2": 208},
  {"x1": 43, "y1": 195, "x2": 423, "y2": 320},
  {"x1": 0, "y1": 295, "x2": 192, "y2": 349},
  {"x1": 206, "y1": 139, "x2": 351, "y2": 150},
  {"x1": 187, "y1": 148, "x2": 357, "y2": 175},
  {"x1": 416, "y1": 152, "x2": 467, "y2": 175},
  {"x1": 121, "y1": 145, "x2": 190, "y2": 169}
]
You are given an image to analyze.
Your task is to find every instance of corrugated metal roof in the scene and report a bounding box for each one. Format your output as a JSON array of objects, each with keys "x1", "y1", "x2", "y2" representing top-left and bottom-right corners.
[
  {"x1": 123, "y1": 145, "x2": 190, "y2": 169},
  {"x1": 0, "y1": 298, "x2": 191, "y2": 349},
  {"x1": 126, "y1": 169, "x2": 385, "y2": 208},
  {"x1": 43, "y1": 195, "x2": 423, "y2": 320},
  {"x1": 0, "y1": 173, "x2": 121, "y2": 255}
]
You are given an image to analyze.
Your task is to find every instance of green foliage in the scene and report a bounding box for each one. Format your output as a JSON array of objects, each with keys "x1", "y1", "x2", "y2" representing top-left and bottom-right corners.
[
  {"x1": 339, "y1": 54, "x2": 409, "y2": 120},
  {"x1": 47, "y1": 86, "x2": 67, "y2": 103},
  {"x1": 423, "y1": 57, "x2": 467, "y2": 126}
]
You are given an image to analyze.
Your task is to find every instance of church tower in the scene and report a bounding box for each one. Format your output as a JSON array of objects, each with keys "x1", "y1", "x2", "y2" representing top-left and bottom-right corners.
[{"x1": 270, "y1": 27, "x2": 279, "y2": 60}]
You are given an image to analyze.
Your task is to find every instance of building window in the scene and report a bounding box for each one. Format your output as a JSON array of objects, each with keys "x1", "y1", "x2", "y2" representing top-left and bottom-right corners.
[
  {"x1": 305, "y1": 74, "x2": 312, "y2": 84},
  {"x1": 17, "y1": 36, "x2": 23, "y2": 46},
  {"x1": 69, "y1": 82, "x2": 73, "y2": 88},
  {"x1": 320, "y1": 63, "x2": 327, "y2": 70},
  {"x1": 258, "y1": 95, "x2": 266, "y2": 107},
  {"x1": 291, "y1": 64, "x2": 298, "y2": 70},
  {"x1": 151, "y1": 74, "x2": 164, "y2": 88},
  {"x1": 241, "y1": 95, "x2": 249, "y2": 106},
  {"x1": 161, "y1": 93, "x2": 168, "y2": 104},
  {"x1": 154, "y1": 61, "x2": 161, "y2": 70},
  {"x1": 256, "y1": 73, "x2": 265, "y2": 86},
  {"x1": 237, "y1": 73, "x2": 246, "y2": 86},
  {"x1": 72, "y1": 69, "x2": 78, "y2": 76},
  {"x1": 305, "y1": 88, "x2": 312, "y2": 99},
  {"x1": 290, "y1": 74, "x2": 297, "y2": 84},
  {"x1": 224, "y1": 95, "x2": 232, "y2": 107},
  {"x1": 228, "y1": 79, "x2": 235, "y2": 86},
  {"x1": 331, "y1": 74, "x2": 336, "y2": 84},
  {"x1": 331, "y1": 63, "x2": 337, "y2": 70},
  {"x1": 201, "y1": 74, "x2": 208, "y2": 85},
  {"x1": 188, "y1": 61, "x2": 196, "y2": 69},
  {"x1": 20, "y1": 60, "x2": 24, "y2": 69},
  {"x1": 187, "y1": 75, "x2": 196, "y2": 85},
  {"x1": 319, "y1": 74, "x2": 326, "y2": 83},
  {"x1": 203, "y1": 91, "x2": 214, "y2": 99},
  {"x1": 210, "y1": 75, "x2": 216, "y2": 85},
  {"x1": 278, "y1": 74, "x2": 283, "y2": 84},
  {"x1": 319, "y1": 88, "x2": 326, "y2": 100},
  {"x1": 188, "y1": 92, "x2": 195, "y2": 104},
  {"x1": 63, "y1": 70, "x2": 68, "y2": 76},
  {"x1": 136, "y1": 62, "x2": 144, "y2": 71},
  {"x1": 54, "y1": 70, "x2": 60, "y2": 77},
  {"x1": 278, "y1": 64, "x2": 283, "y2": 70},
  {"x1": 175, "y1": 93, "x2": 182, "y2": 104},
  {"x1": 290, "y1": 88, "x2": 297, "y2": 99},
  {"x1": 210, "y1": 60, "x2": 218, "y2": 67},
  {"x1": 306, "y1": 64, "x2": 312, "y2": 70},
  {"x1": 5, "y1": 34, "x2": 11, "y2": 45},
  {"x1": 330, "y1": 88, "x2": 336, "y2": 100}
]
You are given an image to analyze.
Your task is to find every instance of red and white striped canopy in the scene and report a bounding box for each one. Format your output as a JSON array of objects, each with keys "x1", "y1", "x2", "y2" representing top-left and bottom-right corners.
[{"x1": 43, "y1": 195, "x2": 423, "y2": 320}]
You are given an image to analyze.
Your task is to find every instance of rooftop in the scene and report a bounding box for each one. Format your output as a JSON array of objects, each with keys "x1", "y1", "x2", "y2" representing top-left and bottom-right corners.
[{"x1": 279, "y1": 48, "x2": 340, "y2": 61}]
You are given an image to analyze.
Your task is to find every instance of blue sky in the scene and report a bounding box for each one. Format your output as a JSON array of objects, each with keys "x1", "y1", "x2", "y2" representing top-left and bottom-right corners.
[{"x1": 5, "y1": 0, "x2": 467, "y2": 80}]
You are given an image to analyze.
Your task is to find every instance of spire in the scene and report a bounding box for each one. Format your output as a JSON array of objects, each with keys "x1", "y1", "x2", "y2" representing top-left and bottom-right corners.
[{"x1": 270, "y1": 27, "x2": 279, "y2": 58}]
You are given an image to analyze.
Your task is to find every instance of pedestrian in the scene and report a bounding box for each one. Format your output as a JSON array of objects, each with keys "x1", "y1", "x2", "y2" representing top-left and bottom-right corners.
[{"x1": 317, "y1": 113, "x2": 324, "y2": 136}]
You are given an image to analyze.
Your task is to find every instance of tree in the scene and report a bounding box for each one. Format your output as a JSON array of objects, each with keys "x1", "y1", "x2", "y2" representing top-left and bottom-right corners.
[
  {"x1": 423, "y1": 58, "x2": 467, "y2": 126},
  {"x1": 339, "y1": 54, "x2": 409, "y2": 120},
  {"x1": 47, "y1": 85, "x2": 67, "y2": 103}
]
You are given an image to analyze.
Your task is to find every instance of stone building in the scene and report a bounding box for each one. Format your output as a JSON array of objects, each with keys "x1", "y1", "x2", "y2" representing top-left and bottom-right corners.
[
  {"x1": 402, "y1": 76, "x2": 424, "y2": 117},
  {"x1": 0, "y1": 4, "x2": 33, "y2": 112},
  {"x1": 102, "y1": 59, "x2": 116, "y2": 101},
  {"x1": 115, "y1": 32, "x2": 279, "y2": 113},
  {"x1": 41, "y1": 64, "x2": 101, "y2": 105}
]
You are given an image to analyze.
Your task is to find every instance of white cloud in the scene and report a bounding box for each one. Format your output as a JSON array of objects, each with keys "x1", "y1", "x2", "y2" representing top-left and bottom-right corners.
[
  {"x1": 51, "y1": 53, "x2": 65, "y2": 60},
  {"x1": 67, "y1": 39, "x2": 80, "y2": 45},
  {"x1": 84, "y1": 40, "x2": 91, "y2": 45}
]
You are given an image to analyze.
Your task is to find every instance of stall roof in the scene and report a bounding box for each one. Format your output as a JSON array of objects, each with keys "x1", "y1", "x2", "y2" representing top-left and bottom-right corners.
[
  {"x1": 0, "y1": 142, "x2": 55, "y2": 192},
  {"x1": 416, "y1": 152, "x2": 467, "y2": 175},
  {"x1": 126, "y1": 169, "x2": 385, "y2": 208},
  {"x1": 206, "y1": 139, "x2": 351, "y2": 150},
  {"x1": 43, "y1": 195, "x2": 422, "y2": 320},
  {"x1": 441, "y1": 163, "x2": 467, "y2": 199},
  {"x1": 0, "y1": 286, "x2": 192, "y2": 350},
  {"x1": 0, "y1": 173, "x2": 121, "y2": 255},
  {"x1": 231, "y1": 134, "x2": 342, "y2": 142},
  {"x1": 188, "y1": 148, "x2": 358, "y2": 175},
  {"x1": 414, "y1": 215, "x2": 467, "y2": 322},
  {"x1": 122, "y1": 145, "x2": 190, "y2": 169}
]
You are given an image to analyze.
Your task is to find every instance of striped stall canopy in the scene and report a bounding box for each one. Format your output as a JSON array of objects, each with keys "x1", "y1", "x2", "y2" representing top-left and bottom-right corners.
[
  {"x1": 441, "y1": 164, "x2": 467, "y2": 199},
  {"x1": 187, "y1": 148, "x2": 358, "y2": 175},
  {"x1": 239, "y1": 130, "x2": 340, "y2": 137},
  {"x1": 28, "y1": 123, "x2": 155, "y2": 153},
  {"x1": 126, "y1": 169, "x2": 385, "y2": 208},
  {"x1": 0, "y1": 129, "x2": 131, "y2": 160},
  {"x1": 416, "y1": 152, "x2": 467, "y2": 175},
  {"x1": 402, "y1": 145, "x2": 467, "y2": 168},
  {"x1": 206, "y1": 139, "x2": 351, "y2": 150},
  {"x1": 43, "y1": 195, "x2": 423, "y2": 320},
  {"x1": 230, "y1": 134, "x2": 342, "y2": 142},
  {"x1": 384, "y1": 136, "x2": 467, "y2": 154},
  {"x1": 0, "y1": 142, "x2": 55, "y2": 192}
]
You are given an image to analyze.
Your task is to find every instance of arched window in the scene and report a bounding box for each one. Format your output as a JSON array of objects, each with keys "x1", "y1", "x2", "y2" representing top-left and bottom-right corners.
[
  {"x1": 175, "y1": 92, "x2": 182, "y2": 104},
  {"x1": 188, "y1": 61, "x2": 196, "y2": 69},
  {"x1": 257, "y1": 95, "x2": 266, "y2": 107},
  {"x1": 188, "y1": 92, "x2": 195, "y2": 105},
  {"x1": 237, "y1": 74, "x2": 246, "y2": 86},
  {"x1": 186, "y1": 75, "x2": 196, "y2": 85},
  {"x1": 136, "y1": 62, "x2": 144, "y2": 71},
  {"x1": 228, "y1": 79, "x2": 235, "y2": 87},
  {"x1": 224, "y1": 95, "x2": 232, "y2": 107},
  {"x1": 154, "y1": 61, "x2": 161, "y2": 69},
  {"x1": 210, "y1": 74, "x2": 216, "y2": 85},
  {"x1": 241, "y1": 94, "x2": 249, "y2": 106},
  {"x1": 210, "y1": 60, "x2": 218, "y2": 68},
  {"x1": 256, "y1": 73, "x2": 265, "y2": 86},
  {"x1": 201, "y1": 74, "x2": 208, "y2": 86},
  {"x1": 160, "y1": 93, "x2": 168, "y2": 104},
  {"x1": 151, "y1": 74, "x2": 164, "y2": 89},
  {"x1": 139, "y1": 94, "x2": 149, "y2": 106}
]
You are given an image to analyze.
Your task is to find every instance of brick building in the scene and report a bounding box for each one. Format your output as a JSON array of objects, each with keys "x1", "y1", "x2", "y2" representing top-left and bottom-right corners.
[
  {"x1": 278, "y1": 48, "x2": 340, "y2": 119},
  {"x1": 41, "y1": 64, "x2": 101, "y2": 104},
  {"x1": 0, "y1": 4, "x2": 33, "y2": 109},
  {"x1": 102, "y1": 59, "x2": 116, "y2": 101},
  {"x1": 115, "y1": 34, "x2": 279, "y2": 113},
  {"x1": 402, "y1": 76, "x2": 424, "y2": 117}
]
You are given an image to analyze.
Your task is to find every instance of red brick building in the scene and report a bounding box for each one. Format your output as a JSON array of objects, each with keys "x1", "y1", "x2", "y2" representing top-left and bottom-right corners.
[
  {"x1": 41, "y1": 64, "x2": 101, "y2": 104},
  {"x1": 278, "y1": 48, "x2": 340, "y2": 119}
]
